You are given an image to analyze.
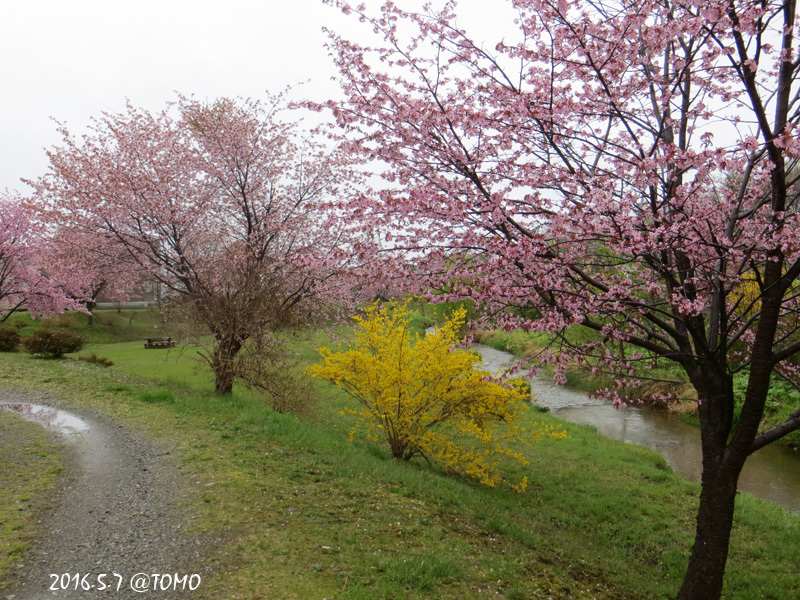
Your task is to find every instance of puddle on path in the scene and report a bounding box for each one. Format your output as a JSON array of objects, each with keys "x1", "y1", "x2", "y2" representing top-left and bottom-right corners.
[{"x1": 0, "y1": 402, "x2": 90, "y2": 437}]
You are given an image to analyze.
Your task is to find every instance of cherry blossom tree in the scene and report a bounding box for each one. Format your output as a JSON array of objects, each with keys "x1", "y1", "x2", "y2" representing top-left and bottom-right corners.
[
  {"x1": 42, "y1": 227, "x2": 144, "y2": 324},
  {"x1": 325, "y1": 0, "x2": 800, "y2": 598},
  {"x1": 0, "y1": 194, "x2": 81, "y2": 322},
  {"x1": 37, "y1": 95, "x2": 362, "y2": 394}
]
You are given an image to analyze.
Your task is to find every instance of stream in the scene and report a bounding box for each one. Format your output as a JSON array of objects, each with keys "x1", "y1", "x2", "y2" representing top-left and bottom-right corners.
[{"x1": 475, "y1": 343, "x2": 800, "y2": 515}]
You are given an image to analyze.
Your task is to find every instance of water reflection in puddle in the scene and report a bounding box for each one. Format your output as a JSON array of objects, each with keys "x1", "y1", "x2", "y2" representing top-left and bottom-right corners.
[{"x1": 0, "y1": 402, "x2": 89, "y2": 436}]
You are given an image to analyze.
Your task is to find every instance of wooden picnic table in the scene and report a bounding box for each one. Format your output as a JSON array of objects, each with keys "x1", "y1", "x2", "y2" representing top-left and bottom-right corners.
[{"x1": 144, "y1": 337, "x2": 175, "y2": 349}]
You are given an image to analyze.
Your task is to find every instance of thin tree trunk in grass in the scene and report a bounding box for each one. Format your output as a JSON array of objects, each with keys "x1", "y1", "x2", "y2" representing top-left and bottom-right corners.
[
  {"x1": 674, "y1": 366, "x2": 737, "y2": 600},
  {"x1": 86, "y1": 300, "x2": 96, "y2": 326}
]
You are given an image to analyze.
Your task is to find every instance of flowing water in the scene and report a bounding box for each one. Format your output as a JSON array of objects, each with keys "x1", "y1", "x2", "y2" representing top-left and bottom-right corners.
[{"x1": 475, "y1": 343, "x2": 800, "y2": 515}]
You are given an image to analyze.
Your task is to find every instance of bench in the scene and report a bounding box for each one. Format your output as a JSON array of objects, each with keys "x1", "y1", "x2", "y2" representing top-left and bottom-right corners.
[{"x1": 145, "y1": 337, "x2": 176, "y2": 349}]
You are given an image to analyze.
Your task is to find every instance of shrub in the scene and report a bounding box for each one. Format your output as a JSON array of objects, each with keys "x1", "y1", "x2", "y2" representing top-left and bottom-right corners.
[
  {"x1": 36, "y1": 313, "x2": 78, "y2": 328},
  {"x1": 0, "y1": 327, "x2": 21, "y2": 351},
  {"x1": 78, "y1": 353, "x2": 114, "y2": 367},
  {"x1": 246, "y1": 366, "x2": 319, "y2": 416},
  {"x1": 510, "y1": 376, "x2": 532, "y2": 401},
  {"x1": 236, "y1": 337, "x2": 319, "y2": 417},
  {"x1": 309, "y1": 301, "x2": 566, "y2": 491},
  {"x1": 55, "y1": 313, "x2": 79, "y2": 327},
  {"x1": 96, "y1": 312, "x2": 124, "y2": 327},
  {"x1": 9, "y1": 318, "x2": 28, "y2": 330},
  {"x1": 22, "y1": 329, "x2": 86, "y2": 358}
]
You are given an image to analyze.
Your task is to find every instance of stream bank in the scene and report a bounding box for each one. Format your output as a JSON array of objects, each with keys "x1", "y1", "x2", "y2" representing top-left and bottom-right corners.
[{"x1": 475, "y1": 344, "x2": 800, "y2": 515}]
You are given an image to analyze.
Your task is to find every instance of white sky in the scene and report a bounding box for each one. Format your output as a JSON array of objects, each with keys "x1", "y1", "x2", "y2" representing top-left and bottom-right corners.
[{"x1": 0, "y1": 0, "x2": 516, "y2": 194}]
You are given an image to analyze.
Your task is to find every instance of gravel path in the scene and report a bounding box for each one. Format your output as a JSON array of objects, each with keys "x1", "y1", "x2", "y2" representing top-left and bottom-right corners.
[{"x1": 1, "y1": 389, "x2": 210, "y2": 600}]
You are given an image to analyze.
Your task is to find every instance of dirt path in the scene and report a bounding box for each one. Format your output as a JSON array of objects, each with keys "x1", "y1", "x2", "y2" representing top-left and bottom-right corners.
[{"x1": 1, "y1": 389, "x2": 210, "y2": 599}]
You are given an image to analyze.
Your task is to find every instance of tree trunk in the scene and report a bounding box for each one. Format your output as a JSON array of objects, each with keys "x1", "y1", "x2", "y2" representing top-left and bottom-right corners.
[
  {"x1": 213, "y1": 367, "x2": 236, "y2": 395},
  {"x1": 86, "y1": 300, "x2": 96, "y2": 326},
  {"x1": 676, "y1": 468, "x2": 740, "y2": 600},
  {"x1": 678, "y1": 256, "x2": 784, "y2": 598},
  {"x1": 210, "y1": 335, "x2": 243, "y2": 395},
  {"x1": 669, "y1": 362, "x2": 735, "y2": 600},
  {"x1": 676, "y1": 362, "x2": 755, "y2": 600}
]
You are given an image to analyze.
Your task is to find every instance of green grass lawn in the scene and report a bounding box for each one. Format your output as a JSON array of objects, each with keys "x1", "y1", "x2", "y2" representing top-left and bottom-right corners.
[
  {"x1": 1, "y1": 310, "x2": 799, "y2": 598},
  {"x1": 80, "y1": 340, "x2": 214, "y2": 389}
]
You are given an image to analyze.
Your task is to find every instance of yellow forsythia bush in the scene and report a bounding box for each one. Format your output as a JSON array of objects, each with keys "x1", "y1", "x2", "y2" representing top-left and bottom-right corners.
[
  {"x1": 731, "y1": 275, "x2": 762, "y2": 316},
  {"x1": 308, "y1": 300, "x2": 566, "y2": 492}
]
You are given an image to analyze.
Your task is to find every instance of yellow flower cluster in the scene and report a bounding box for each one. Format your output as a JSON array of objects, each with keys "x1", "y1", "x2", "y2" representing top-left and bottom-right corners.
[
  {"x1": 731, "y1": 275, "x2": 762, "y2": 316},
  {"x1": 309, "y1": 300, "x2": 566, "y2": 492}
]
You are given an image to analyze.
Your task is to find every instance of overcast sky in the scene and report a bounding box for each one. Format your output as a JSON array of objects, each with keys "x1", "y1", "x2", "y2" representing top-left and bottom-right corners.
[{"x1": 0, "y1": 0, "x2": 516, "y2": 194}]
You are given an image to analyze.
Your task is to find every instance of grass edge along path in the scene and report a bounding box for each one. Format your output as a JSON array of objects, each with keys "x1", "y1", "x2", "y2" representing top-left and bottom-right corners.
[
  {"x1": 0, "y1": 409, "x2": 64, "y2": 590},
  {"x1": 0, "y1": 344, "x2": 799, "y2": 598}
]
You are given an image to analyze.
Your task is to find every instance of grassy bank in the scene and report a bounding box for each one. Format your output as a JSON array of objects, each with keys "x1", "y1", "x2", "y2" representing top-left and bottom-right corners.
[
  {"x1": 3, "y1": 307, "x2": 183, "y2": 345},
  {"x1": 1, "y1": 310, "x2": 799, "y2": 598},
  {"x1": 0, "y1": 410, "x2": 63, "y2": 587}
]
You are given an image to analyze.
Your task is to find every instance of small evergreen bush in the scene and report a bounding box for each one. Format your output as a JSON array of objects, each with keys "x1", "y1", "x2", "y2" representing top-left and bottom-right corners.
[
  {"x1": 96, "y1": 312, "x2": 124, "y2": 327},
  {"x1": 0, "y1": 327, "x2": 21, "y2": 352},
  {"x1": 22, "y1": 329, "x2": 86, "y2": 358}
]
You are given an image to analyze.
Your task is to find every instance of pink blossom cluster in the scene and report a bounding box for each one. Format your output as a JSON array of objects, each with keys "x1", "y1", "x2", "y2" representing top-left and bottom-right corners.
[
  {"x1": 323, "y1": 0, "x2": 800, "y2": 405},
  {"x1": 0, "y1": 195, "x2": 83, "y2": 321}
]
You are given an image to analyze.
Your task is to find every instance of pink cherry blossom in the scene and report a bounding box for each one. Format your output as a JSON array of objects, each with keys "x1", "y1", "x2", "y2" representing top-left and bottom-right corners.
[
  {"x1": 325, "y1": 1, "x2": 800, "y2": 598},
  {"x1": 0, "y1": 194, "x2": 82, "y2": 322},
  {"x1": 36, "y1": 94, "x2": 366, "y2": 393}
]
